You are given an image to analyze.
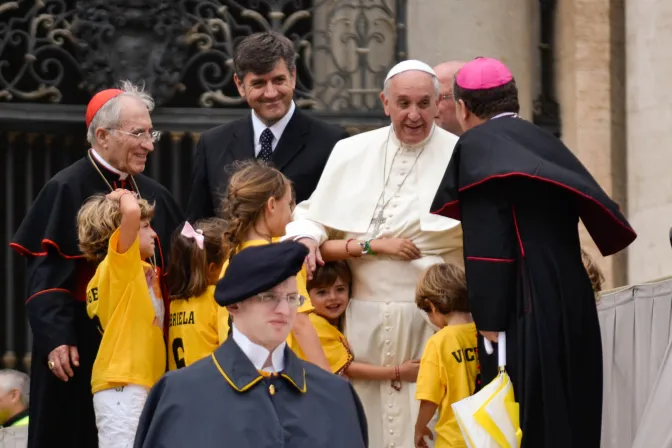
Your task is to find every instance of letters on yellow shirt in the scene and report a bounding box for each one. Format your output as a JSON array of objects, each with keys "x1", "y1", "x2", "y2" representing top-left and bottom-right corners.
[{"x1": 415, "y1": 323, "x2": 479, "y2": 448}]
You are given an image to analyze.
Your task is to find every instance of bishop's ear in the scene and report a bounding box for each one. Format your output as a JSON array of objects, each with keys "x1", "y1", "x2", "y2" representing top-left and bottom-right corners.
[{"x1": 455, "y1": 99, "x2": 469, "y2": 128}]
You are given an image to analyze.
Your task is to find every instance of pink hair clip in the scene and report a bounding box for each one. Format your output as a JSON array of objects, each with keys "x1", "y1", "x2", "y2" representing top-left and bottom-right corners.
[{"x1": 181, "y1": 221, "x2": 204, "y2": 249}]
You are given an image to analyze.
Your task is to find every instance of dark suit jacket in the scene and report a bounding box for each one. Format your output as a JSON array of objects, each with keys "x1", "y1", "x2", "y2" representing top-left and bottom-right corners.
[{"x1": 186, "y1": 108, "x2": 349, "y2": 220}]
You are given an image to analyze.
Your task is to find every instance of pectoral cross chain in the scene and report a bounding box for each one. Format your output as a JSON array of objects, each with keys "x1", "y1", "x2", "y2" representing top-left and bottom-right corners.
[{"x1": 371, "y1": 209, "x2": 387, "y2": 236}]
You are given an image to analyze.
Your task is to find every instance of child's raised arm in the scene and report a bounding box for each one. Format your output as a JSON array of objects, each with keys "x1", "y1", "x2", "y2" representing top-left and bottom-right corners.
[{"x1": 107, "y1": 189, "x2": 141, "y2": 254}]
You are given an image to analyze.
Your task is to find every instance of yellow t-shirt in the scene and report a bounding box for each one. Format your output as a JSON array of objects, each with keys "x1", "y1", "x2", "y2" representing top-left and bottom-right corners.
[
  {"x1": 415, "y1": 323, "x2": 479, "y2": 448},
  {"x1": 217, "y1": 239, "x2": 314, "y2": 354},
  {"x1": 86, "y1": 229, "x2": 166, "y2": 394},
  {"x1": 168, "y1": 285, "x2": 219, "y2": 370},
  {"x1": 307, "y1": 313, "x2": 353, "y2": 374}
]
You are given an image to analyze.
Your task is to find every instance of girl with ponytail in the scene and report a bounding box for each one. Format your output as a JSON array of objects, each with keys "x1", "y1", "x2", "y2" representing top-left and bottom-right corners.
[
  {"x1": 218, "y1": 161, "x2": 330, "y2": 371},
  {"x1": 166, "y1": 218, "x2": 227, "y2": 370}
]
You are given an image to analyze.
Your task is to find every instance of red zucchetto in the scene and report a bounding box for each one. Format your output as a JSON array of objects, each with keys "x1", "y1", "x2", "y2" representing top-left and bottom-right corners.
[{"x1": 85, "y1": 89, "x2": 124, "y2": 128}]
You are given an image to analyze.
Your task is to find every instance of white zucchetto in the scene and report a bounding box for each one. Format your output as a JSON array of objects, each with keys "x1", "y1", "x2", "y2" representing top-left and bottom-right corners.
[{"x1": 384, "y1": 60, "x2": 437, "y2": 84}]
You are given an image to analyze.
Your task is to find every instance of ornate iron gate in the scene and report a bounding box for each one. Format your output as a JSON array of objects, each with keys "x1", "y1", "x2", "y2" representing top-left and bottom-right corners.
[{"x1": 0, "y1": 0, "x2": 406, "y2": 372}]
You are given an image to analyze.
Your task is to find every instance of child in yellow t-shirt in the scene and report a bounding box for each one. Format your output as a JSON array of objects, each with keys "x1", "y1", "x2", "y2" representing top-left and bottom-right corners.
[
  {"x1": 216, "y1": 160, "x2": 330, "y2": 371},
  {"x1": 166, "y1": 219, "x2": 227, "y2": 370},
  {"x1": 77, "y1": 189, "x2": 164, "y2": 446},
  {"x1": 305, "y1": 261, "x2": 353, "y2": 374},
  {"x1": 413, "y1": 263, "x2": 479, "y2": 448},
  {"x1": 307, "y1": 261, "x2": 420, "y2": 382}
]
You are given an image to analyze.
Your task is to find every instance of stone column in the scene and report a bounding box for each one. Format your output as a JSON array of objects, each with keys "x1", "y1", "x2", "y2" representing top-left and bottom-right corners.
[
  {"x1": 624, "y1": 0, "x2": 672, "y2": 283},
  {"x1": 405, "y1": 0, "x2": 535, "y2": 120},
  {"x1": 554, "y1": 0, "x2": 628, "y2": 288}
]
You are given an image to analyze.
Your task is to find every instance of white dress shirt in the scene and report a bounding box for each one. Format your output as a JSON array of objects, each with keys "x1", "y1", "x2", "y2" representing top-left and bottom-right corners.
[
  {"x1": 231, "y1": 324, "x2": 285, "y2": 373},
  {"x1": 90, "y1": 148, "x2": 128, "y2": 180},
  {"x1": 251, "y1": 101, "x2": 296, "y2": 157}
]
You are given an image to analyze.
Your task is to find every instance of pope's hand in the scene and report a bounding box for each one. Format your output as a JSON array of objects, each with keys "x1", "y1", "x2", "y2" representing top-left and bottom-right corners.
[{"x1": 297, "y1": 237, "x2": 323, "y2": 280}]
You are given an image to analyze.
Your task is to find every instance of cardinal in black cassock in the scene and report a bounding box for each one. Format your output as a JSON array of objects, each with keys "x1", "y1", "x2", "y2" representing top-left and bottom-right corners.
[
  {"x1": 134, "y1": 242, "x2": 368, "y2": 448},
  {"x1": 10, "y1": 88, "x2": 183, "y2": 448},
  {"x1": 430, "y1": 58, "x2": 637, "y2": 447}
]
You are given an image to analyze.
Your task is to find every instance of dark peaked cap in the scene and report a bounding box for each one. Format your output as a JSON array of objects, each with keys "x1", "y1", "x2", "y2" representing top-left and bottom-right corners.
[{"x1": 215, "y1": 241, "x2": 309, "y2": 307}]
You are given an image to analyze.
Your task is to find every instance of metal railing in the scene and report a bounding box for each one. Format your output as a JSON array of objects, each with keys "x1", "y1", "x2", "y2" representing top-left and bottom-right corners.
[{"x1": 0, "y1": 0, "x2": 406, "y2": 372}]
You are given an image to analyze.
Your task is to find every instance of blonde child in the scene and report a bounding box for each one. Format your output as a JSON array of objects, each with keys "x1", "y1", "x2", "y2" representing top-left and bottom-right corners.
[
  {"x1": 166, "y1": 218, "x2": 227, "y2": 370},
  {"x1": 307, "y1": 261, "x2": 420, "y2": 382},
  {"x1": 218, "y1": 160, "x2": 330, "y2": 371},
  {"x1": 77, "y1": 189, "x2": 164, "y2": 447},
  {"x1": 413, "y1": 263, "x2": 479, "y2": 448}
]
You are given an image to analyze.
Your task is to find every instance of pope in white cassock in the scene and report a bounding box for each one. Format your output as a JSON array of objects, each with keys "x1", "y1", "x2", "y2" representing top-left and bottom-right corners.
[{"x1": 285, "y1": 60, "x2": 464, "y2": 447}]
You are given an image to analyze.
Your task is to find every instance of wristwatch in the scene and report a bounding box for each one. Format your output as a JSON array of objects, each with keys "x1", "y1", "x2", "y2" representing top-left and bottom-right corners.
[{"x1": 359, "y1": 240, "x2": 376, "y2": 255}]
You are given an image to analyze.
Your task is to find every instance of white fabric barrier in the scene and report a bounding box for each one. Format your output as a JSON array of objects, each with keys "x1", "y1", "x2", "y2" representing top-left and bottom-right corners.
[{"x1": 597, "y1": 275, "x2": 672, "y2": 448}]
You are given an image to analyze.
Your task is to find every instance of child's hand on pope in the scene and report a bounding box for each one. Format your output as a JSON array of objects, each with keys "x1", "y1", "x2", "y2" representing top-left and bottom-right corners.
[{"x1": 372, "y1": 238, "x2": 421, "y2": 260}]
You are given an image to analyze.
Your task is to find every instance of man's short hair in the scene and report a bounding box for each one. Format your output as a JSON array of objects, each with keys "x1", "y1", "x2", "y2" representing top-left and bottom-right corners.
[
  {"x1": 0, "y1": 369, "x2": 30, "y2": 406},
  {"x1": 453, "y1": 78, "x2": 520, "y2": 119},
  {"x1": 233, "y1": 32, "x2": 297, "y2": 81}
]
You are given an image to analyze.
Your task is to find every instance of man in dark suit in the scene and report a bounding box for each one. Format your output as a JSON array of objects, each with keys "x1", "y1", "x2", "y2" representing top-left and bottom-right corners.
[{"x1": 186, "y1": 32, "x2": 349, "y2": 220}]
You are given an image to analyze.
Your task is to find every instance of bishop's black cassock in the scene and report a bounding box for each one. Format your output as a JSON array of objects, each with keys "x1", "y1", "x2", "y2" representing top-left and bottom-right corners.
[
  {"x1": 10, "y1": 151, "x2": 183, "y2": 448},
  {"x1": 431, "y1": 116, "x2": 636, "y2": 448},
  {"x1": 134, "y1": 337, "x2": 368, "y2": 448}
]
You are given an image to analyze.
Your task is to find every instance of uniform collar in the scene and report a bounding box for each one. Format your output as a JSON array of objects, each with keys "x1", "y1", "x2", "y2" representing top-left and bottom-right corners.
[
  {"x1": 490, "y1": 112, "x2": 518, "y2": 120},
  {"x1": 231, "y1": 324, "x2": 285, "y2": 373},
  {"x1": 90, "y1": 148, "x2": 129, "y2": 180},
  {"x1": 1, "y1": 408, "x2": 28, "y2": 428},
  {"x1": 251, "y1": 101, "x2": 296, "y2": 145},
  {"x1": 211, "y1": 335, "x2": 307, "y2": 394}
]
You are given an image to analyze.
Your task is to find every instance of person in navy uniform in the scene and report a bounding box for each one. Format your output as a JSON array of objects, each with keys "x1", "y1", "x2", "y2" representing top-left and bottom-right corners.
[{"x1": 134, "y1": 242, "x2": 368, "y2": 448}]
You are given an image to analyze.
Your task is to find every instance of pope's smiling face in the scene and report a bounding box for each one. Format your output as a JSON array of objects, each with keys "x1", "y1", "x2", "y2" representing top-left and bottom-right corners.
[{"x1": 381, "y1": 71, "x2": 439, "y2": 145}]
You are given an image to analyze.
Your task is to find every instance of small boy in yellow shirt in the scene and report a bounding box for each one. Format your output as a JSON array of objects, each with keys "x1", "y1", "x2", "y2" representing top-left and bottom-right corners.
[
  {"x1": 414, "y1": 263, "x2": 479, "y2": 448},
  {"x1": 78, "y1": 189, "x2": 165, "y2": 446}
]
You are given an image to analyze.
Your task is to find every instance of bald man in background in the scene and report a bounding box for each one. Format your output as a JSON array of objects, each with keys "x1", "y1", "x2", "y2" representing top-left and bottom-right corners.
[{"x1": 433, "y1": 61, "x2": 466, "y2": 135}]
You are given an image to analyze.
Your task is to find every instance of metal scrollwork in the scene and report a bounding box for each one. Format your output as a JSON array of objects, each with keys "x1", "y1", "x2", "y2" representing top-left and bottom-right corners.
[
  {"x1": 311, "y1": 0, "x2": 397, "y2": 112},
  {"x1": 73, "y1": 0, "x2": 191, "y2": 106},
  {"x1": 0, "y1": 0, "x2": 81, "y2": 103},
  {"x1": 178, "y1": 0, "x2": 399, "y2": 111},
  {"x1": 0, "y1": 0, "x2": 403, "y2": 111}
]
